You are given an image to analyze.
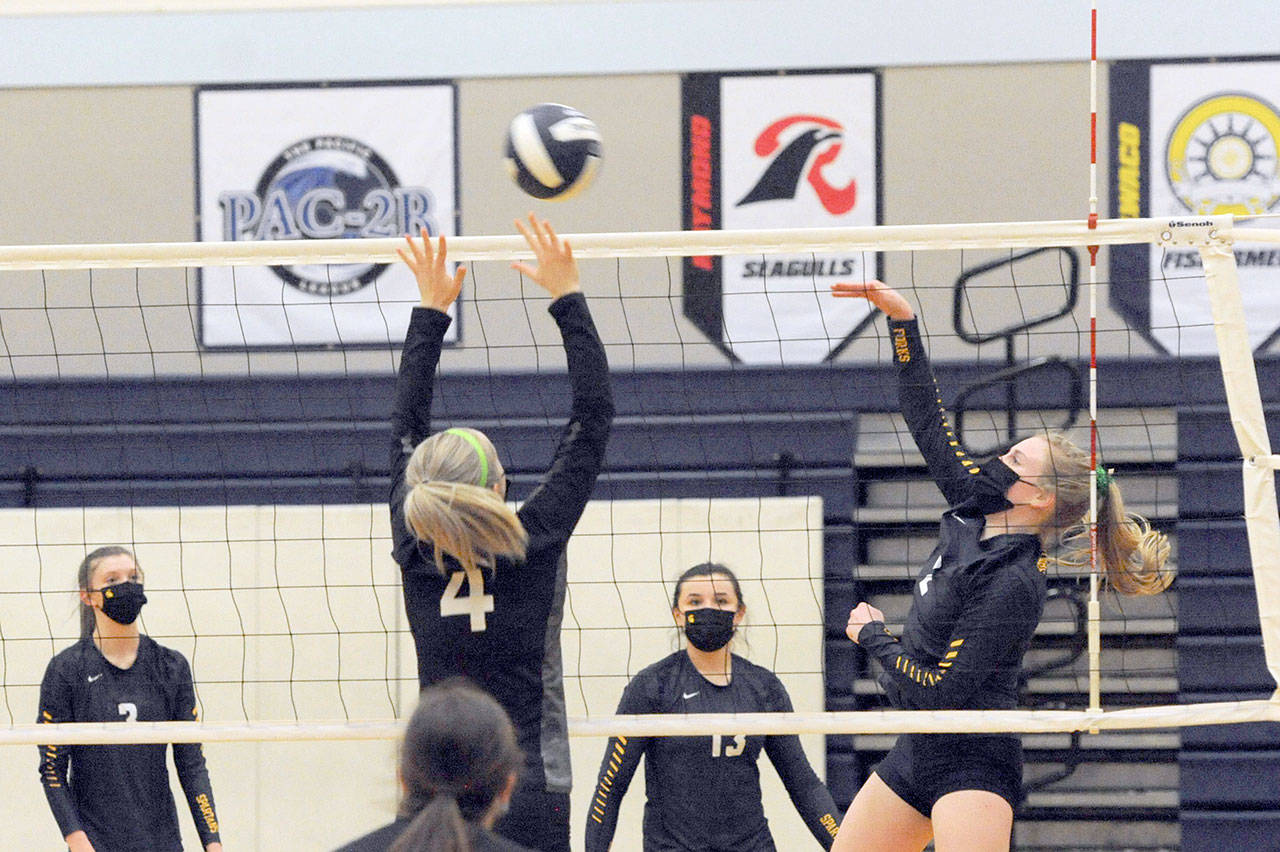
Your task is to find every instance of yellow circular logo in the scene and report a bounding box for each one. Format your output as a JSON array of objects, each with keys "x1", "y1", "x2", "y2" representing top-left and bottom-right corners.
[{"x1": 1166, "y1": 93, "x2": 1280, "y2": 216}]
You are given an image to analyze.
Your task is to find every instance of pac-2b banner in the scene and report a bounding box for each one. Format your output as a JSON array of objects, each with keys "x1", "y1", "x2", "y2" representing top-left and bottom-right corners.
[
  {"x1": 682, "y1": 70, "x2": 881, "y2": 365},
  {"x1": 1110, "y1": 58, "x2": 1280, "y2": 356},
  {"x1": 196, "y1": 82, "x2": 458, "y2": 349}
]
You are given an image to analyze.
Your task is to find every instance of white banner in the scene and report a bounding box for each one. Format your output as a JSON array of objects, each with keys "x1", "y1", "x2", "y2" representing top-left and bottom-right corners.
[
  {"x1": 1149, "y1": 61, "x2": 1280, "y2": 355},
  {"x1": 719, "y1": 72, "x2": 879, "y2": 364},
  {"x1": 196, "y1": 83, "x2": 458, "y2": 348}
]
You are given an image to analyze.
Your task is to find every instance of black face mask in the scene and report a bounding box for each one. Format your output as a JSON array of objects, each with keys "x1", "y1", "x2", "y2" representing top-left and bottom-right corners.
[
  {"x1": 967, "y1": 455, "x2": 1023, "y2": 514},
  {"x1": 682, "y1": 607, "x2": 737, "y2": 652},
  {"x1": 93, "y1": 581, "x2": 147, "y2": 625}
]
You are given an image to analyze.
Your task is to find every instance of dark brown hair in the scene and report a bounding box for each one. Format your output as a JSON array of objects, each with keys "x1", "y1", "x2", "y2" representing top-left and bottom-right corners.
[
  {"x1": 390, "y1": 679, "x2": 524, "y2": 852},
  {"x1": 671, "y1": 562, "x2": 744, "y2": 610}
]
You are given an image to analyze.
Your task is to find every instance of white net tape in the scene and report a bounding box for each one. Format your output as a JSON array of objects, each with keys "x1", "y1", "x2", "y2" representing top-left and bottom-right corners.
[{"x1": 3, "y1": 214, "x2": 1275, "y2": 272}]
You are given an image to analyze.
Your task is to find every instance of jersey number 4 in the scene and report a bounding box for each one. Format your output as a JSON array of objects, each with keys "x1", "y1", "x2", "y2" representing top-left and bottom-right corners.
[{"x1": 440, "y1": 566, "x2": 495, "y2": 632}]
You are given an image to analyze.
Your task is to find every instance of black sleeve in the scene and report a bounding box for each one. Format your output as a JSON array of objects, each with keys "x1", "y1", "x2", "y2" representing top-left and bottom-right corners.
[
  {"x1": 166, "y1": 652, "x2": 221, "y2": 848},
  {"x1": 517, "y1": 292, "x2": 615, "y2": 544},
  {"x1": 36, "y1": 656, "x2": 82, "y2": 839},
  {"x1": 887, "y1": 317, "x2": 985, "y2": 507},
  {"x1": 857, "y1": 563, "x2": 1043, "y2": 710},
  {"x1": 761, "y1": 680, "x2": 841, "y2": 849},
  {"x1": 389, "y1": 307, "x2": 454, "y2": 567},
  {"x1": 584, "y1": 678, "x2": 649, "y2": 852}
]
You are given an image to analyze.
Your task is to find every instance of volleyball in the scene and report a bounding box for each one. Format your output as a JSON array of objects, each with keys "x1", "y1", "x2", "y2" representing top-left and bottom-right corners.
[{"x1": 503, "y1": 103, "x2": 602, "y2": 200}]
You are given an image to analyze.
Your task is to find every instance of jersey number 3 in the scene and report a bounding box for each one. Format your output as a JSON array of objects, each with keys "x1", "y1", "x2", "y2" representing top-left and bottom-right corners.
[
  {"x1": 440, "y1": 566, "x2": 495, "y2": 632},
  {"x1": 117, "y1": 702, "x2": 138, "y2": 723}
]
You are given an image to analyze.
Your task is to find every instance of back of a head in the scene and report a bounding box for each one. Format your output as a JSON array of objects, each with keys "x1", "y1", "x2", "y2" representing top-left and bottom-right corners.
[
  {"x1": 403, "y1": 428, "x2": 528, "y2": 575},
  {"x1": 391, "y1": 679, "x2": 524, "y2": 852}
]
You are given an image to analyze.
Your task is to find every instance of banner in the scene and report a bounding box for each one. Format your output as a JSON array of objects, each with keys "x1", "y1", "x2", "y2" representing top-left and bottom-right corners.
[
  {"x1": 196, "y1": 82, "x2": 458, "y2": 348},
  {"x1": 683, "y1": 70, "x2": 881, "y2": 364},
  {"x1": 1110, "y1": 58, "x2": 1280, "y2": 355}
]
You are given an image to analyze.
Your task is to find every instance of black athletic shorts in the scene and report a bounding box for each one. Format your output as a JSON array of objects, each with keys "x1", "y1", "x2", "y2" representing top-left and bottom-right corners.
[
  {"x1": 494, "y1": 782, "x2": 571, "y2": 852},
  {"x1": 874, "y1": 732, "x2": 1023, "y2": 816}
]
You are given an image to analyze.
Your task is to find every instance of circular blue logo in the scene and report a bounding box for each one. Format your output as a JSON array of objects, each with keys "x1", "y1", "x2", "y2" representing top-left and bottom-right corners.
[{"x1": 220, "y1": 135, "x2": 436, "y2": 296}]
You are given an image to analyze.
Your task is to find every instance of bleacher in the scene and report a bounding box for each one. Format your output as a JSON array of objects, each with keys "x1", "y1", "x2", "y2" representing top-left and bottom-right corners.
[{"x1": 1175, "y1": 405, "x2": 1280, "y2": 849}]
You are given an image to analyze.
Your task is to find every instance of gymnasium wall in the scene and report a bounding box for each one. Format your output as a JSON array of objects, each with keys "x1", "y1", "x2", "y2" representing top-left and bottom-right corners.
[
  {"x1": 0, "y1": 61, "x2": 1150, "y2": 383},
  {"x1": 0, "y1": 496, "x2": 826, "y2": 850}
]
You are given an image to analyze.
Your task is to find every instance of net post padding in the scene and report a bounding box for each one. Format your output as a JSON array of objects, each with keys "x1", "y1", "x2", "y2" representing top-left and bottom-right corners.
[
  {"x1": 1200, "y1": 241, "x2": 1280, "y2": 699},
  {"x1": 0, "y1": 215, "x2": 1236, "y2": 270},
  {"x1": 7, "y1": 700, "x2": 1280, "y2": 745}
]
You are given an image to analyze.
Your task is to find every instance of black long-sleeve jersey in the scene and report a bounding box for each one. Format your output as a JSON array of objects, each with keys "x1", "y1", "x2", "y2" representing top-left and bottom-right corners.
[
  {"x1": 584, "y1": 652, "x2": 840, "y2": 852},
  {"x1": 37, "y1": 635, "x2": 221, "y2": 851},
  {"x1": 857, "y1": 318, "x2": 1047, "y2": 711},
  {"x1": 390, "y1": 293, "x2": 614, "y2": 794}
]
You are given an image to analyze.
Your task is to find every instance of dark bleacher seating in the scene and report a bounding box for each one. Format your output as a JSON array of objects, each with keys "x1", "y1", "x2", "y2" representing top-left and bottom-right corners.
[{"x1": 1175, "y1": 406, "x2": 1280, "y2": 850}]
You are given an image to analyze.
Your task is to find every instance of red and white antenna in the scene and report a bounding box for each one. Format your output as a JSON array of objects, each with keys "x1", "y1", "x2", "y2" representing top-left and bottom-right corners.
[{"x1": 1086, "y1": 0, "x2": 1103, "y2": 715}]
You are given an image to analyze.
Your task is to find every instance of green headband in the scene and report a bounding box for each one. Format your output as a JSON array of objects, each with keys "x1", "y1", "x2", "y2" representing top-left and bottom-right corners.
[
  {"x1": 446, "y1": 428, "x2": 489, "y2": 488},
  {"x1": 1095, "y1": 465, "x2": 1113, "y2": 496}
]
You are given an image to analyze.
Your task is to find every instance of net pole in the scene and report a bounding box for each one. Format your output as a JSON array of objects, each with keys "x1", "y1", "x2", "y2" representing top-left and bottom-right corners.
[
  {"x1": 1086, "y1": 0, "x2": 1103, "y2": 714},
  {"x1": 1199, "y1": 244, "x2": 1280, "y2": 698}
]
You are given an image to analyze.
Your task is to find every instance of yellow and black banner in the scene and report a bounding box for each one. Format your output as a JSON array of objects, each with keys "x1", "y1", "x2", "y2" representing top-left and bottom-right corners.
[{"x1": 1110, "y1": 58, "x2": 1280, "y2": 356}]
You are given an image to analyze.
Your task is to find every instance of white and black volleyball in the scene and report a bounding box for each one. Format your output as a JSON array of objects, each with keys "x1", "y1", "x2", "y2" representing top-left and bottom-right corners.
[{"x1": 503, "y1": 103, "x2": 602, "y2": 200}]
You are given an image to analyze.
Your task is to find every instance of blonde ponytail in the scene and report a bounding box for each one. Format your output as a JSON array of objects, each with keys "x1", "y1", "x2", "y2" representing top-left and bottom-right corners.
[
  {"x1": 1042, "y1": 433, "x2": 1172, "y2": 596},
  {"x1": 404, "y1": 428, "x2": 527, "y2": 574},
  {"x1": 1092, "y1": 479, "x2": 1172, "y2": 595}
]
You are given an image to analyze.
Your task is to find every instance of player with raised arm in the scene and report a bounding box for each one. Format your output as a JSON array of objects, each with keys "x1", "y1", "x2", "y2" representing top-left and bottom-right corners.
[
  {"x1": 828, "y1": 281, "x2": 1170, "y2": 852},
  {"x1": 390, "y1": 214, "x2": 614, "y2": 852},
  {"x1": 37, "y1": 546, "x2": 222, "y2": 852},
  {"x1": 584, "y1": 563, "x2": 841, "y2": 851}
]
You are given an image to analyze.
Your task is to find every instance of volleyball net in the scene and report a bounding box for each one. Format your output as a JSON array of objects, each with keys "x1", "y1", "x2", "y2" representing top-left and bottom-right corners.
[{"x1": 0, "y1": 215, "x2": 1278, "y2": 749}]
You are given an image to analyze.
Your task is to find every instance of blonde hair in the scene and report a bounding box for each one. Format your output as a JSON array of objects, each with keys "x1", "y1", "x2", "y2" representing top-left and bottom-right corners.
[
  {"x1": 403, "y1": 428, "x2": 527, "y2": 575},
  {"x1": 1040, "y1": 432, "x2": 1171, "y2": 596}
]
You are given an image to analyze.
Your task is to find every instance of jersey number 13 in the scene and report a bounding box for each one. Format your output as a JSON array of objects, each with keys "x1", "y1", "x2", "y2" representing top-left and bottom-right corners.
[{"x1": 711, "y1": 734, "x2": 746, "y2": 757}]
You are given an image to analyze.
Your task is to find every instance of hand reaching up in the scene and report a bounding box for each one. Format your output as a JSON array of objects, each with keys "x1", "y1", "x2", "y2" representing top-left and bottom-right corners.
[
  {"x1": 511, "y1": 213, "x2": 580, "y2": 300},
  {"x1": 398, "y1": 228, "x2": 466, "y2": 312}
]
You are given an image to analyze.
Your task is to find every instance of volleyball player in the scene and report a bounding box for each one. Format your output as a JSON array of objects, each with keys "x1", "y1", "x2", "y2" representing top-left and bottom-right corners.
[
  {"x1": 827, "y1": 280, "x2": 1171, "y2": 852},
  {"x1": 584, "y1": 563, "x2": 842, "y2": 851},
  {"x1": 334, "y1": 679, "x2": 531, "y2": 852},
  {"x1": 391, "y1": 214, "x2": 614, "y2": 852},
  {"x1": 37, "y1": 546, "x2": 222, "y2": 852}
]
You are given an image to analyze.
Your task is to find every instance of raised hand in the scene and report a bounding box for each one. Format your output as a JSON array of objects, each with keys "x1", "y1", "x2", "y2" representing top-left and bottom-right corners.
[
  {"x1": 830, "y1": 280, "x2": 915, "y2": 321},
  {"x1": 845, "y1": 601, "x2": 886, "y2": 643},
  {"x1": 397, "y1": 227, "x2": 466, "y2": 312},
  {"x1": 511, "y1": 213, "x2": 580, "y2": 300}
]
